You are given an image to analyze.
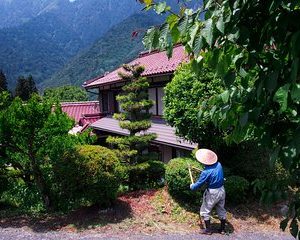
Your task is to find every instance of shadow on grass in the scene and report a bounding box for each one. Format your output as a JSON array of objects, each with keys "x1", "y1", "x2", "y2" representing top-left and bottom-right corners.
[
  {"x1": 0, "y1": 199, "x2": 133, "y2": 233},
  {"x1": 169, "y1": 193, "x2": 283, "y2": 234},
  {"x1": 226, "y1": 201, "x2": 283, "y2": 223}
]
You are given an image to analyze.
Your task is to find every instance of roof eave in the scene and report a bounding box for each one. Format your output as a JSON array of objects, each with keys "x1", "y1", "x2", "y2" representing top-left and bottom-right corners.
[
  {"x1": 84, "y1": 71, "x2": 174, "y2": 90},
  {"x1": 91, "y1": 124, "x2": 196, "y2": 151}
]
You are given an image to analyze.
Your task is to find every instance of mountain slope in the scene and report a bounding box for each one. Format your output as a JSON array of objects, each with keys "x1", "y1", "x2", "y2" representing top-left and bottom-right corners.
[
  {"x1": 0, "y1": 0, "x2": 54, "y2": 28},
  {"x1": 0, "y1": 0, "x2": 192, "y2": 89},
  {"x1": 0, "y1": 13, "x2": 83, "y2": 87},
  {"x1": 0, "y1": 0, "x2": 143, "y2": 45},
  {"x1": 42, "y1": 13, "x2": 163, "y2": 88}
]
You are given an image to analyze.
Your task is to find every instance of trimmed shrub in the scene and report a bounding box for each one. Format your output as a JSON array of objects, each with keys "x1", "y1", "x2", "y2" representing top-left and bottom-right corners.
[
  {"x1": 225, "y1": 175, "x2": 250, "y2": 204},
  {"x1": 165, "y1": 158, "x2": 203, "y2": 203},
  {"x1": 53, "y1": 145, "x2": 124, "y2": 209},
  {"x1": 128, "y1": 160, "x2": 165, "y2": 190}
]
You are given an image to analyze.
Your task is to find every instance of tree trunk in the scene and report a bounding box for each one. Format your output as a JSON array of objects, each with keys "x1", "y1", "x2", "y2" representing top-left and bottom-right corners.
[{"x1": 31, "y1": 162, "x2": 52, "y2": 209}]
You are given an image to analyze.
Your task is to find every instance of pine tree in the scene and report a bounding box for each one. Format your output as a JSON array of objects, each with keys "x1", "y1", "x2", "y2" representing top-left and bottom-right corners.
[
  {"x1": 107, "y1": 64, "x2": 156, "y2": 165},
  {"x1": 15, "y1": 75, "x2": 38, "y2": 101},
  {"x1": 0, "y1": 70, "x2": 8, "y2": 92}
]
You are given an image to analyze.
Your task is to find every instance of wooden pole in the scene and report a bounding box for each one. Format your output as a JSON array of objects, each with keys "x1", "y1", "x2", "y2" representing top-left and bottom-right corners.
[{"x1": 187, "y1": 163, "x2": 194, "y2": 184}]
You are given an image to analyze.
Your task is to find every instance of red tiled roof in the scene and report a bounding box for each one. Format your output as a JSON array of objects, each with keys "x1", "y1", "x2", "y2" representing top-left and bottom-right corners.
[
  {"x1": 91, "y1": 117, "x2": 197, "y2": 150},
  {"x1": 61, "y1": 101, "x2": 100, "y2": 124},
  {"x1": 79, "y1": 113, "x2": 103, "y2": 126},
  {"x1": 83, "y1": 45, "x2": 188, "y2": 89}
]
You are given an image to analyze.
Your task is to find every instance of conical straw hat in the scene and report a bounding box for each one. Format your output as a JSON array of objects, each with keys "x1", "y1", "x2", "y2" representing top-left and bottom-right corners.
[{"x1": 195, "y1": 149, "x2": 218, "y2": 165}]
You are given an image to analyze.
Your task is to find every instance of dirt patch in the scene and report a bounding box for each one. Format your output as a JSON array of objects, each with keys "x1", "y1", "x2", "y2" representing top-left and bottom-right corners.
[{"x1": 0, "y1": 188, "x2": 287, "y2": 235}]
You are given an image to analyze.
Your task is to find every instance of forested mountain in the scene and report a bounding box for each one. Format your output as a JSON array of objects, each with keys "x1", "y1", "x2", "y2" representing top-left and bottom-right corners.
[
  {"x1": 0, "y1": 0, "x2": 143, "y2": 88},
  {"x1": 0, "y1": 0, "x2": 143, "y2": 44},
  {"x1": 0, "y1": 13, "x2": 83, "y2": 87},
  {"x1": 0, "y1": 0, "x2": 54, "y2": 28},
  {"x1": 42, "y1": 13, "x2": 163, "y2": 88},
  {"x1": 0, "y1": 0, "x2": 190, "y2": 89}
]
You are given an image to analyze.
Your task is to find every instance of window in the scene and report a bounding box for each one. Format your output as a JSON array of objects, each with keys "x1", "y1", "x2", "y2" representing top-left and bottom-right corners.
[
  {"x1": 148, "y1": 87, "x2": 165, "y2": 116},
  {"x1": 157, "y1": 87, "x2": 164, "y2": 116},
  {"x1": 101, "y1": 92, "x2": 109, "y2": 113},
  {"x1": 148, "y1": 88, "x2": 157, "y2": 115}
]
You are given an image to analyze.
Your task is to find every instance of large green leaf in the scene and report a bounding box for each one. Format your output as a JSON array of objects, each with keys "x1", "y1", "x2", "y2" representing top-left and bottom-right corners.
[
  {"x1": 143, "y1": 27, "x2": 160, "y2": 51},
  {"x1": 159, "y1": 22, "x2": 169, "y2": 45},
  {"x1": 188, "y1": 22, "x2": 200, "y2": 48},
  {"x1": 291, "y1": 84, "x2": 300, "y2": 103},
  {"x1": 221, "y1": 90, "x2": 230, "y2": 103},
  {"x1": 274, "y1": 84, "x2": 290, "y2": 113},
  {"x1": 203, "y1": 19, "x2": 214, "y2": 47},
  {"x1": 166, "y1": 14, "x2": 179, "y2": 30},
  {"x1": 216, "y1": 16, "x2": 225, "y2": 34},
  {"x1": 178, "y1": 15, "x2": 189, "y2": 35},
  {"x1": 193, "y1": 33, "x2": 204, "y2": 56},
  {"x1": 154, "y1": 2, "x2": 170, "y2": 14}
]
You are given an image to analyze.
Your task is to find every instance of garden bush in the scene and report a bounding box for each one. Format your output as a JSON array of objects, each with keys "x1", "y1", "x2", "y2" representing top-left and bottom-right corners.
[
  {"x1": 253, "y1": 161, "x2": 290, "y2": 204},
  {"x1": 165, "y1": 158, "x2": 203, "y2": 203},
  {"x1": 0, "y1": 178, "x2": 43, "y2": 212},
  {"x1": 225, "y1": 175, "x2": 250, "y2": 204},
  {"x1": 221, "y1": 142, "x2": 270, "y2": 182},
  {"x1": 128, "y1": 160, "x2": 165, "y2": 190},
  {"x1": 53, "y1": 145, "x2": 124, "y2": 209}
]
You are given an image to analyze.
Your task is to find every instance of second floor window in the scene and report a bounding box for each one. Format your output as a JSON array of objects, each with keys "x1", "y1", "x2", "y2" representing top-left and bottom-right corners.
[{"x1": 149, "y1": 87, "x2": 164, "y2": 116}]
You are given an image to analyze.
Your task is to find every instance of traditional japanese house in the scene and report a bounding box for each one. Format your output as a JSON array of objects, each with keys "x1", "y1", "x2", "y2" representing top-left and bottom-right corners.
[{"x1": 83, "y1": 45, "x2": 197, "y2": 162}]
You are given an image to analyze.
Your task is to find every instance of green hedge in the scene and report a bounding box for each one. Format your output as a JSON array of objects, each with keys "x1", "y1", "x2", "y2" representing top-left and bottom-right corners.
[
  {"x1": 165, "y1": 158, "x2": 203, "y2": 203},
  {"x1": 53, "y1": 145, "x2": 124, "y2": 209},
  {"x1": 128, "y1": 160, "x2": 165, "y2": 190},
  {"x1": 225, "y1": 175, "x2": 250, "y2": 204}
]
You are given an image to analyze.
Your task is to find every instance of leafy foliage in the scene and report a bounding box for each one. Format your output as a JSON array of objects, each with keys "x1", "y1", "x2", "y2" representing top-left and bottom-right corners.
[
  {"x1": 225, "y1": 176, "x2": 250, "y2": 204},
  {"x1": 14, "y1": 75, "x2": 38, "y2": 101},
  {"x1": 128, "y1": 160, "x2": 165, "y2": 190},
  {"x1": 141, "y1": 0, "x2": 300, "y2": 237},
  {"x1": 223, "y1": 142, "x2": 271, "y2": 182},
  {"x1": 165, "y1": 157, "x2": 203, "y2": 203},
  {"x1": 43, "y1": 85, "x2": 88, "y2": 102},
  {"x1": 164, "y1": 62, "x2": 223, "y2": 147},
  {"x1": 52, "y1": 145, "x2": 123, "y2": 209},
  {"x1": 0, "y1": 91, "x2": 11, "y2": 110},
  {"x1": 107, "y1": 64, "x2": 156, "y2": 164},
  {"x1": 0, "y1": 95, "x2": 75, "y2": 209},
  {"x1": 253, "y1": 162, "x2": 290, "y2": 204},
  {"x1": 1, "y1": 178, "x2": 44, "y2": 212}
]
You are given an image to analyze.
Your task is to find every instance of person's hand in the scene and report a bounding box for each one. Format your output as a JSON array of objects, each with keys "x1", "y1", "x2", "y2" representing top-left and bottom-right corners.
[{"x1": 190, "y1": 183, "x2": 194, "y2": 190}]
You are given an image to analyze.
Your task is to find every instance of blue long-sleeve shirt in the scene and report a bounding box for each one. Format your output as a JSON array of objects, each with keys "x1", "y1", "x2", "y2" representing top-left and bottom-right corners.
[{"x1": 190, "y1": 162, "x2": 224, "y2": 190}]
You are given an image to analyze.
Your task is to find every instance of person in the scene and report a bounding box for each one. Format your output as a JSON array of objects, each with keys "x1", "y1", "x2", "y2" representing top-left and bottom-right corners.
[{"x1": 190, "y1": 148, "x2": 226, "y2": 235}]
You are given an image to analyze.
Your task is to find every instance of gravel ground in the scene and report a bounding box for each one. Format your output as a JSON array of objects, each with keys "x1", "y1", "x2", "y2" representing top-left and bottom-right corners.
[{"x1": 0, "y1": 227, "x2": 295, "y2": 240}]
